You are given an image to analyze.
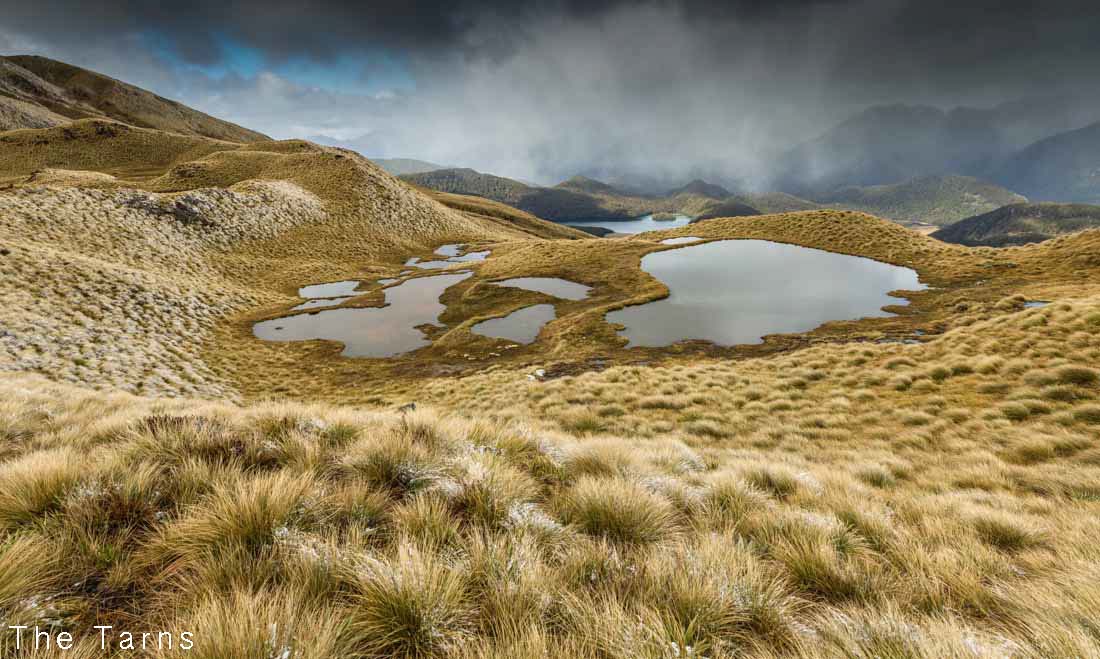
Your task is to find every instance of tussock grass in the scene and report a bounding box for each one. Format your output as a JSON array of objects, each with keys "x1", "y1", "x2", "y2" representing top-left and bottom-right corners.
[
  {"x1": 558, "y1": 476, "x2": 678, "y2": 546},
  {"x1": 2, "y1": 372, "x2": 1100, "y2": 655}
]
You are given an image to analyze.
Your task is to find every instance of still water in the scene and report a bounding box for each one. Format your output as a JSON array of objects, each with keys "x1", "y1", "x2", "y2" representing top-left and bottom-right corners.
[
  {"x1": 298, "y1": 280, "x2": 362, "y2": 298},
  {"x1": 566, "y1": 214, "x2": 692, "y2": 235},
  {"x1": 492, "y1": 277, "x2": 591, "y2": 301},
  {"x1": 606, "y1": 240, "x2": 925, "y2": 347},
  {"x1": 407, "y1": 244, "x2": 490, "y2": 269},
  {"x1": 254, "y1": 272, "x2": 472, "y2": 357},
  {"x1": 471, "y1": 304, "x2": 556, "y2": 344}
]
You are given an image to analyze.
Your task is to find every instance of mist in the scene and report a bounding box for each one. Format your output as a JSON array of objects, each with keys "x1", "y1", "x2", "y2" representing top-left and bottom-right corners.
[{"x1": 3, "y1": 0, "x2": 1099, "y2": 189}]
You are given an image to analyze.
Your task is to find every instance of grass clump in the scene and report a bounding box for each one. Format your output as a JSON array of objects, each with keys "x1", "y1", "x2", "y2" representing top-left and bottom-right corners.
[
  {"x1": 970, "y1": 510, "x2": 1047, "y2": 552},
  {"x1": 344, "y1": 543, "x2": 475, "y2": 657},
  {"x1": 0, "y1": 448, "x2": 83, "y2": 529},
  {"x1": 558, "y1": 476, "x2": 677, "y2": 545}
]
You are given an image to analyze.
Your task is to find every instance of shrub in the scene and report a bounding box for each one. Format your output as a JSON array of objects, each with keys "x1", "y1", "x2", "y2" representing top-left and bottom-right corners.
[{"x1": 856, "y1": 466, "x2": 896, "y2": 489}]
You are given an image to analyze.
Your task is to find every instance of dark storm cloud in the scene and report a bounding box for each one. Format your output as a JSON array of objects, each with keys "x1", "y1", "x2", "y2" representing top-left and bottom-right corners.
[
  {"x1": 2, "y1": 0, "x2": 1098, "y2": 185},
  {"x1": 2, "y1": 0, "x2": 844, "y2": 63},
  {"x1": 5, "y1": 0, "x2": 1099, "y2": 93}
]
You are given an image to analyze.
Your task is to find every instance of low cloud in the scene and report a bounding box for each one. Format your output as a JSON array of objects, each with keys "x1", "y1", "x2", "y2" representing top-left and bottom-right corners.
[{"x1": 4, "y1": 0, "x2": 1099, "y2": 187}]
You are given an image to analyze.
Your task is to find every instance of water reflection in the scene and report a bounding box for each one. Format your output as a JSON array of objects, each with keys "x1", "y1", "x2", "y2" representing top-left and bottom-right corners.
[
  {"x1": 566, "y1": 214, "x2": 692, "y2": 234},
  {"x1": 254, "y1": 272, "x2": 473, "y2": 357},
  {"x1": 298, "y1": 280, "x2": 361, "y2": 298},
  {"x1": 492, "y1": 277, "x2": 591, "y2": 301},
  {"x1": 471, "y1": 304, "x2": 556, "y2": 344},
  {"x1": 607, "y1": 240, "x2": 925, "y2": 347}
]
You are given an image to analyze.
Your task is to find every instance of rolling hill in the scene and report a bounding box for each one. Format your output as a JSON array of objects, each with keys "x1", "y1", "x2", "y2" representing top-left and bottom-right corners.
[
  {"x1": 401, "y1": 167, "x2": 533, "y2": 205},
  {"x1": 932, "y1": 202, "x2": 1100, "y2": 246},
  {"x1": 403, "y1": 168, "x2": 763, "y2": 222},
  {"x1": 690, "y1": 198, "x2": 762, "y2": 221},
  {"x1": 666, "y1": 178, "x2": 732, "y2": 199},
  {"x1": 0, "y1": 55, "x2": 267, "y2": 141},
  {"x1": 413, "y1": 187, "x2": 591, "y2": 240},
  {"x1": 812, "y1": 175, "x2": 1027, "y2": 226}
]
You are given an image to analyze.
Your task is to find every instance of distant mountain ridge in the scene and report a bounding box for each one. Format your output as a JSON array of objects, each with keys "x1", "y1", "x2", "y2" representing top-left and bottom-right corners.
[
  {"x1": 774, "y1": 99, "x2": 1100, "y2": 200},
  {"x1": 993, "y1": 121, "x2": 1100, "y2": 204},
  {"x1": 0, "y1": 55, "x2": 267, "y2": 142},
  {"x1": 402, "y1": 168, "x2": 750, "y2": 222},
  {"x1": 932, "y1": 202, "x2": 1100, "y2": 247}
]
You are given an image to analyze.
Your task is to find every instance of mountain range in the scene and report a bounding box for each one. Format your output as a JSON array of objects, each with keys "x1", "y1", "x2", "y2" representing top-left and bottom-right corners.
[
  {"x1": 775, "y1": 100, "x2": 1100, "y2": 204},
  {"x1": 401, "y1": 166, "x2": 1029, "y2": 230}
]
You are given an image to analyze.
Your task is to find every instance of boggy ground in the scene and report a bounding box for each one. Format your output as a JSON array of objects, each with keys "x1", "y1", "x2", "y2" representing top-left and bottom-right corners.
[{"x1": 211, "y1": 208, "x2": 1100, "y2": 406}]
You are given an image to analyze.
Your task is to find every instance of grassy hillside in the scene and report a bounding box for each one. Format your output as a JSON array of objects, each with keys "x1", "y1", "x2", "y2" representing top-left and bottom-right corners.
[
  {"x1": 6, "y1": 152, "x2": 1100, "y2": 657},
  {"x1": 0, "y1": 55, "x2": 267, "y2": 142},
  {"x1": 933, "y1": 202, "x2": 1100, "y2": 246},
  {"x1": 401, "y1": 168, "x2": 533, "y2": 206},
  {"x1": 736, "y1": 192, "x2": 821, "y2": 214},
  {"x1": 994, "y1": 121, "x2": 1100, "y2": 204},
  {"x1": 690, "y1": 198, "x2": 762, "y2": 221},
  {"x1": 415, "y1": 188, "x2": 592, "y2": 240},
  {"x1": 0, "y1": 119, "x2": 575, "y2": 398},
  {"x1": 815, "y1": 175, "x2": 1027, "y2": 226}
]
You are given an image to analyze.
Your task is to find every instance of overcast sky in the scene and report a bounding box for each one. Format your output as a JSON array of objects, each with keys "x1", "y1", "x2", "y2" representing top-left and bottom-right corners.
[{"x1": 2, "y1": 0, "x2": 1098, "y2": 185}]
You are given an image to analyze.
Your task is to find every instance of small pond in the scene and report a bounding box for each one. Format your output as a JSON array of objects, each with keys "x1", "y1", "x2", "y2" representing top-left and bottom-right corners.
[
  {"x1": 492, "y1": 277, "x2": 591, "y2": 301},
  {"x1": 254, "y1": 272, "x2": 472, "y2": 357},
  {"x1": 471, "y1": 304, "x2": 556, "y2": 344},
  {"x1": 407, "y1": 244, "x2": 490, "y2": 269},
  {"x1": 291, "y1": 297, "x2": 353, "y2": 311},
  {"x1": 298, "y1": 280, "x2": 362, "y2": 298},
  {"x1": 660, "y1": 236, "x2": 703, "y2": 245},
  {"x1": 566, "y1": 214, "x2": 692, "y2": 235},
  {"x1": 607, "y1": 239, "x2": 925, "y2": 347}
]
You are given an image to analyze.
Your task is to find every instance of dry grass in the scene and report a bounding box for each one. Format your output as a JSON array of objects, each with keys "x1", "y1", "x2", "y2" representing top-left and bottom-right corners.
[{"x1": 1, "y1": 371, "x2": 1098, "y2": 656}]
